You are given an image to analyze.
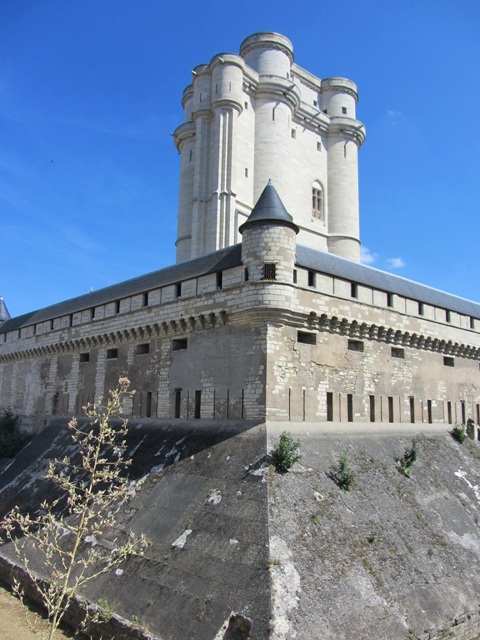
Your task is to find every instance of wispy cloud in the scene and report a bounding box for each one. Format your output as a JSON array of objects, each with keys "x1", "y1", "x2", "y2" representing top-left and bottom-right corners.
[
  {"x1": 360, "y1": 246, "x2": 377, "y2": 265},
  {"x1": 387, "y1": 257, "x2": 405, "y2": 269},
  {"x1": 386, "y1": 110, "x2": 402, "y2": 125}
]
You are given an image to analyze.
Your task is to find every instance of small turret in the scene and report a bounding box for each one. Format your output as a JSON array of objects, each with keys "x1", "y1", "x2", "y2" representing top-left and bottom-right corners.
[
  {"x1": 0, "y1": 297, "x2": 11, "y2": 325},
  {"x1": 240, "y1": 181, "x2": 298, "y2": 283}
]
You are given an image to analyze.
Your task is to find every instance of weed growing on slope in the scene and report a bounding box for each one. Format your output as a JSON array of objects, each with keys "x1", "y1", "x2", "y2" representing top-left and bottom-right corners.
[
  {"x1": 396, "y1": 439, "x2": 418, "y2": 477},
  {"x1": 271, "y1": 432, "x2": 301, "y2": 473}
]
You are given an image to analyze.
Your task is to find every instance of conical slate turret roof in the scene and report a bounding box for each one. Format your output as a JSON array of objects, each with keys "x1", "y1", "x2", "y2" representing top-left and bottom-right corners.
[
  {"x1": 239, "y1": 180, "x2": 299, "y2": 234},
  {"x1": 0, "y1": 297, "x2": 11, "y2": 324}
]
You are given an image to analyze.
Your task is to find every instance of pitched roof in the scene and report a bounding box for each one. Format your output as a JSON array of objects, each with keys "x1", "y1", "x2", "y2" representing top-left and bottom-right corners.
[
  {"x1": 1, "y1": 243, "x2": 480, "y2": 334},
  {"x1": 0, "y1": 297, "x2": 10, "y2": 324},
  {"x1": 239, "y1": 180, "x2": 299, "y2": 234}
]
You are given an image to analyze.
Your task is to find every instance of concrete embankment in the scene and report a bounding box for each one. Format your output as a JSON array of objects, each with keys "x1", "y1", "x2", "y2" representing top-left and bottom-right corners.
[{"x1": 0, "y1": 419, "x2": 480, "y2": 640}]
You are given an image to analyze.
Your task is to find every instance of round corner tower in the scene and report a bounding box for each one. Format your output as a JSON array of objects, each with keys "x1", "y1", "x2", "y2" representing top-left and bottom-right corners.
[{"x1": 173, "y1": 32, "x2": 365, "y2": 264}]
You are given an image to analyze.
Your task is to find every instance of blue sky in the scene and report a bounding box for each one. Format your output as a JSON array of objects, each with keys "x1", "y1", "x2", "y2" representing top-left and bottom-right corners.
[{"x1": 2, "y1": 0, "x2": 479, "y2": 318}]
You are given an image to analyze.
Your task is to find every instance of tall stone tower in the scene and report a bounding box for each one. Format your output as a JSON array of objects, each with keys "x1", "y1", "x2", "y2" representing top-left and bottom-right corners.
[{"x1": 173, "y1": 32, "x2": 366, "y2": 264}]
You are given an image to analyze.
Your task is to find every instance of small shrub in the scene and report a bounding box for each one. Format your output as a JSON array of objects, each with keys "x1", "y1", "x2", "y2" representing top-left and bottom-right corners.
[
  {"x1": 396, "y1": 439, "x2": 418, "y2": 477},
  {"x1": 312, "y1": 513, "x2": 321, "y2": 526},
  {"x1": 0, "y1": 410, "x2": 31, "y2": 458},
  {"x1": 367, "y1": 531, "x2": 378, "y2": 544},
  {"x1": 451, "y1": 424, "x2": 467, "y2": 444},
  {"x1": 336, "y1": 452, "x2": 356, "y2": 491},
  {"x1": 271, "y1": 432, "x2": 301, "y2": 473}
]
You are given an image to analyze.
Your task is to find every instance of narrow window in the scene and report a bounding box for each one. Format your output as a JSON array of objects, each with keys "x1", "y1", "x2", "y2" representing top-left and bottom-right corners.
[
  {"x1": 142, "y1": 292, "x2": 149, "y2": 307},
  {"x1": 347, "y1": 394, "x2": 353, "y2": 422},
  {"x1": 317, "y1": 140, "x2": 322, "y2": 151},
  {"x1": 33, "y1": 324, "x2": 37, "y2": 336},
  {"x1": 308, "y1": 271, "x2": 316, "y2": 287},
  {"x1": 244, "y1": 101, "x2": 248, "y2": 109},
  {"x1": 172, "y1": 338, "x2": 188, "y2": 351},
  {"x1": 391, "y1": 347, "x2": 405, "y2": 359},
  {"x1": 312, "y1": 182, "x2": 324, "y2": 220},
  {"x1": 50, "y1": 319, "x2": 54, "y2": 331},
  {"x1": 476, "y1": 404, "x2": 480, "y2": 425},
  {"x1": 443, "y1": 356, "x2": 454, "y2": 367},
  {"x1": 410, "y1": 397, "x2": 415, "y2": 423},
  {"x1": 176, "y1": 282, "x2": 182, "y2": 298},
  {"x1": 136, "y1": 343, "x2": 150, "y2": 355},
  {"x1": 313, "y1": 99, "x2": 318, "y2": 106},
  {"x1": 297, "y1": 331, "x2": 316, "y2": 345},
  {"x1": 348, "y1": 339, "x2": 364, "y2": 352},
  {"x1": 68, "y1": 314, "x2": 73, "y2": 327},
  {"x1": 447, "y1": 401, "x2": 452, "y2": 425},
  {"x1": 194, "y1": 390, "x2": 202, "y2": 419},
  {"x1": 323, "y1": 109, "x2": 328, "y2": 114},
  {"x1": 387, "y1": 292, "x2": 394, "y2": 307},
  {"x1": 189, "y1": 148, "x2": 193, "y2": 162},
  {"x1": 244, "y1": 167, "x2": 248, "y2": 177},
  {"x1": 216, "y1": 271, "x2": 223, "y2": 290},
  {"x1": 327, "y1": 392, "x2": 333, "y2": 422},
  {"x1": 446, "y1": 309, "x2": 451, "y2": 323},
  {"x1": 90, "y1": 308, "x2": 95, "y2": 320},
  {"x1": 291, "y1": 128, "x2": 296, "y2": 139},
  {"x1": 293, "y1": 269, "x2": 297, "y2": 284},
  {"x1": 106, "y1": 348, "x2": 118, "y2": 359},
  {"x1": 244, "y1": 267, "x2": 249, "y2": 282},
  {"x1": 115, "y1": 300, "x2": 121, "y2": 314},
  {"x1": 427, "y1": 399, "x2": 433, "y2": 424},
  {"x1": 174, "y1": 390, "x2": 181, "y2": 419},
  {"x1": 418, "y1": 302, "x2": 424, "y2": 316},
  {"x1": 470, "y1": 317, "x2": 475, "y2": 329},
  {"x1": 369, "y1": 395, "x2": 375, "y2": 422},
  {"x1": 263, "y1": 263, "x2": 276, "y2": 280},
  {"x1": 461, "y1": 401, "x2": 466, "y2": 424},
  {"x1": 351, "y1": 282, "x2": 358, "y2": 298},
  {"x1": 388, "y1": 396, "x2": 394, "y2": 423},
  {"x1": 146, "y1": 392, "x2": 152, "y2": 418},
  {"x1": 342, "y1": 106, "x2": 347, "y2": 114},
  {"x1": 79, "y1": 353, "x2": 90, "y2": 363}
]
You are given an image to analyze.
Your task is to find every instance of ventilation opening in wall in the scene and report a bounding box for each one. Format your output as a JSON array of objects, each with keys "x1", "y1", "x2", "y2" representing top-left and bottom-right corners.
[
  {"x1": 79, "y1": 353, "x2": 90, "y2": 363},
  {"x1": 391, "y1": 347, "x2": 405, "y2": 359},
  {"x1": 106, "y1": 348, "x2": 118, "y2": 359},
  {"x1": 263, "y1": 263, "x2": 276, "y2": 280},
  {"x1": 194, "y1": 390, "x2": 201, "y2": 419},
  {"x1": 327, "y1": 392, "x2": 333, "y2": 422},
  {"x1": 443, "y1": 356, "x2": 455, "y2": 367},
  {"x1": 369, "y1": 395, "x2": 375, "y2": 422},
  {"x1": 172, "y1": 338, "x2": 188, "y2": 351},
  {"x1": 174, "y1": 389, "x2": 181, "y2": 419},
  {"x1": 348, "y1": 339, "x2": 364, "y2": 352},
  {"x1": 136, "y1": 343, "x2": 150, "y2": 355},
  {"x1": 347, "y1": 394, "x2": 353, "y2": 422},
  {"x1": 297, "y1": 331, "x2": 316, "y2": 345}
]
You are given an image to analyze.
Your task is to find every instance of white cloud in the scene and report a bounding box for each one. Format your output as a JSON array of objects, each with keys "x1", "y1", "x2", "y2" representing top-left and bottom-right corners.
[
  {"x1": 386, "y1": 110, "x2": 402, "y2": 125},
  {"x1": 360, "y1": 246, "x2": 376, "y2": 265},
  {"x1": 387, "y1": 257, "x2": 405, "y2": 269}
]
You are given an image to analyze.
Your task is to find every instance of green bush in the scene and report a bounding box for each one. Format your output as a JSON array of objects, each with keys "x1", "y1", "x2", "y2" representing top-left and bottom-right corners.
[
  {"x1": 271, "y1": 432, "x2": 301, "y2": 473},
  {"x1": 451, "y1": 424, "x2": 467, "y2": 444},
  {"x1": 0, "y1": 410, "x2": 31, "y2": 458},
  {"x1": 396, "y1": 439, "x2": 418, "y2": 477},
  {"x1": 336, "y1": 452, "x2": 356, "y2": 491}
]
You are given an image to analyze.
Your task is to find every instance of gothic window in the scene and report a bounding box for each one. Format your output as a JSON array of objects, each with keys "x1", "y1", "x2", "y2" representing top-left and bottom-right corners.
[{"x1": 312, "y1": 181, "x2": 324, "y2": 220}]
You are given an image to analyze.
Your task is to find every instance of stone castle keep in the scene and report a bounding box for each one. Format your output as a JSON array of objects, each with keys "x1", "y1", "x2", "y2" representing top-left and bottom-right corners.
[{"x1": 1, "y1": 31, "x2": 480, "y2": 431}]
